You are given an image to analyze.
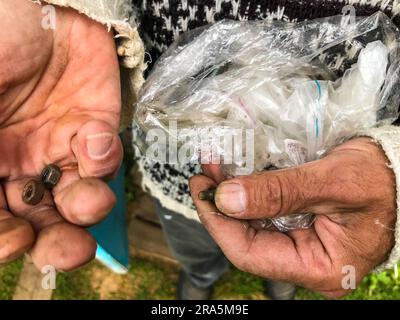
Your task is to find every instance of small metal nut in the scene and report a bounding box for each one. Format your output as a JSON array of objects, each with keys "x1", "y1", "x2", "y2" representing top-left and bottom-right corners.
[
  {"x1": 22, "y1": 180, "x2": 46, "y2": 205},
  {"x1": 198, "y1": 188, "x2": 216, "y2": 201},
  {"x1": 41, "y1": 164, "x2": 62, "y2": 190}
]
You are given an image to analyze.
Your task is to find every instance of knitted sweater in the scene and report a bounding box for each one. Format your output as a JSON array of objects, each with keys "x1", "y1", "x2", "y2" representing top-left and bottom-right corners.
[{"x1": 35, "y1": 0, "x2": 400, "y2": 271}]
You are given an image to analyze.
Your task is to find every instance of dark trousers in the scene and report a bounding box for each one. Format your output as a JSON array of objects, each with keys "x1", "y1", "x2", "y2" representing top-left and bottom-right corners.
[{"x1": 154, "y1": 199, "x2": 229, "y2": 288}]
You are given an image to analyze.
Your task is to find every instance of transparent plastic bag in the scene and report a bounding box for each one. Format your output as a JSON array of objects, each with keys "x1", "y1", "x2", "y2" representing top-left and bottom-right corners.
[{"x1": 134, "y1": 12, "x2": 400, "y2": 231}]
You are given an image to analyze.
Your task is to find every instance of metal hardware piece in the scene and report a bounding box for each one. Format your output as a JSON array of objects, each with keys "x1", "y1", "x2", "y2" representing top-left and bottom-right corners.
[
  {"x1": 22, "y1": 180, "x2": 46, "y2": 205},
  {"x1": 198, "y1": 188, "x2": 216, "y2": 201},
  {"x1": 41, "y1": 164, "x2": 62, "y2": 190}
]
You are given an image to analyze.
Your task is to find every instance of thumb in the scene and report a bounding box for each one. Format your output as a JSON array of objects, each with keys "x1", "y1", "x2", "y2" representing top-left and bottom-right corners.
[
  {"x1": 71, "y1": 120, "x2": 123, "y2": 179},
  {"x1": 214, "y1": 161, "x2": 328, "y2": 219}
]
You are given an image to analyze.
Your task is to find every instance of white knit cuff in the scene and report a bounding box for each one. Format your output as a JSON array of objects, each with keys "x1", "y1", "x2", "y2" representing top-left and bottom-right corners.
[{"x1": 359, "y1": 125, "x2": 400, "y2": 272}]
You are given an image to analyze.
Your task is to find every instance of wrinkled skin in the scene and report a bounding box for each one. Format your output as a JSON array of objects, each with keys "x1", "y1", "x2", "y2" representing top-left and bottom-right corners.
[
  {"x1": 0, "y1": 0, "x2": 123, "y2": 270},
  {"x1": 190, "y1": 138, "x2": 397, "y2": 298}
]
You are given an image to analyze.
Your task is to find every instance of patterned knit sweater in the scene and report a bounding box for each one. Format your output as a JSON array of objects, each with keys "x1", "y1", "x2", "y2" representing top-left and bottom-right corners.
[{"x1": 132, "y1": 0, "x2": 400, "y2": 222}]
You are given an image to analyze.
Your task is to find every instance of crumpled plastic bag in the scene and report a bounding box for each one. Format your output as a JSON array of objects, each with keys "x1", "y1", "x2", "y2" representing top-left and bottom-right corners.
[{"x1": 134, "y1": 12, "x2": 400, "y2": 231}]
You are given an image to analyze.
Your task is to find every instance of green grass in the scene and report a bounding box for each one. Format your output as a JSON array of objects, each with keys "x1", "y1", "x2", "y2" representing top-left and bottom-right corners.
[
  {"x1": 128, "y1": 259, "x2": 177, "y2": 300},
  {"x1": 41, "y1": 260, "x2": 400, "y2": 300},
  {"x1": 50, "y1": 258, "x2": 265, "y2": 300},
  {"x1": 53, "y1": 258, "x2": 178, "y2": 300},
  {"x1": 0, "y1": 259, "x2": 23, "y2": 300},
  {"x1": 1, "y1": 257, "x2": 400, "y2": 300},
  {"x1": 53, "y1": 263, "x2": 99, "y2": 300},
  {"x1": 213, "y1": 269, "x2": 267, "y2": 300}
]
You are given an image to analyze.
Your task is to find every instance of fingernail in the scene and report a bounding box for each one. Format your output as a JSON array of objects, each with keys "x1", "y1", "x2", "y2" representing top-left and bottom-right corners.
[
  {"x1": 216, "y1": 183, "x2": 246, "y2": 214},
  {"x1": 86, "y1": 132, "x2": 114, "y2": 160}
]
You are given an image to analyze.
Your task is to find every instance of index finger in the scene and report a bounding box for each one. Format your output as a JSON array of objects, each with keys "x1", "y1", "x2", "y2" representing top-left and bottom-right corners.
[{"x1": 201, "y1": 164, "x2": 226, "y2": 184}]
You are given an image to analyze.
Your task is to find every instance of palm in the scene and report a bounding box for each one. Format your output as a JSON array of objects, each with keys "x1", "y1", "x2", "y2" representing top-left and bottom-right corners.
[
  {"x1": 1, "y1": 2, "x2": 120, "y2": 177},
  {"x1": 0, "y1": 1, "x2": 123, "y2": 270}
]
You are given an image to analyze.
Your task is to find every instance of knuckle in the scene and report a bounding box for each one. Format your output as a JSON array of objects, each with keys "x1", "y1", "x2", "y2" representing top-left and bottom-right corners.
[
  {"x1": 252, "y1": 171, "x2": 304, "y2": 217},
  {"x1": 319, "y1": 272, "x2": 342, "y2": 290},
  {"x1": 299, "y1": 256, "x2": 343, "y2": 293},
  {"x1": 325, "y1": 150, "x2": 395, "y2": 207},
  {"x1": 83, "y1": 163, "x2": 118, "y2": 178},
  {"x1": 328, "y1": 163, "x2": 368, "y2": 202},
  {"x1": 253, "y1": 175, "x2": 284, "y2": 217}
]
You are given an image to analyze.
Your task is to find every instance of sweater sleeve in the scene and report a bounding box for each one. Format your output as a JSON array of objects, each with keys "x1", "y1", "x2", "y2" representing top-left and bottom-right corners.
[
  {"x1": 31, "y1": 0, "x2": 146, "y2": 130},
  {"x1": 359, "y1": 125, "x2": 400, "y2": 272}
]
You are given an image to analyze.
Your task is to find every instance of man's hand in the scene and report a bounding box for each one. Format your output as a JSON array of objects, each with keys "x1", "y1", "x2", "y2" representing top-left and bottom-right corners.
[
  {"x1": 190, "y1": 138, "x2": 397, "y2": 298},
  {"x1": 0, "y1": 0, "x2": 123, "y2": 270}
]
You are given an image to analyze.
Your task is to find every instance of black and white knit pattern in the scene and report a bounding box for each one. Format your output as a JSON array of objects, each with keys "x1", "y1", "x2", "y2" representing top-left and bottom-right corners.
[{"x1": 132, "y1": 0, "x2": 400, "y2": 220}]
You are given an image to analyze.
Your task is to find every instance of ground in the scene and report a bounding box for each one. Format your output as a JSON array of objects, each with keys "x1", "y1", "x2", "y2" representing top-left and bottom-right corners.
[{"x1": 1, "y1": 257, "x2": 399, "y2": 300}]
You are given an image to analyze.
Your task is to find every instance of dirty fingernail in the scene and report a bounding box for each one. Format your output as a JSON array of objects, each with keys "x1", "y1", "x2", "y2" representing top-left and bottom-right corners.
[
  {"x1": 86, "y1": 132, "x2": 114, "y2": 160},
  {"x1": 215, "y1": 183, "x2": 246, "y2": 214}
]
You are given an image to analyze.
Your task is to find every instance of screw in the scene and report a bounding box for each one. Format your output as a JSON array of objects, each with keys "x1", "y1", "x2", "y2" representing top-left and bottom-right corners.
[
  {"x1": 198, "y1": 188, "x2": 216, "y2": 201},
  {"x1": 22, "y1": 180, "x2": 46, "y2": 205},
  {"x1": 41, "y1": 164, "x2": 62, "y2": 190}
]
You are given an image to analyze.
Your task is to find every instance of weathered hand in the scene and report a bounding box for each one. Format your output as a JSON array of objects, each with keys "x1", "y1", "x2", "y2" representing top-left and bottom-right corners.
[
  {"x1": 0, "y1": 0, "x2": 123, "y2": 270},
  {"x1": 190, "y1": 138, "x2": 397, "y2": 298}
]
